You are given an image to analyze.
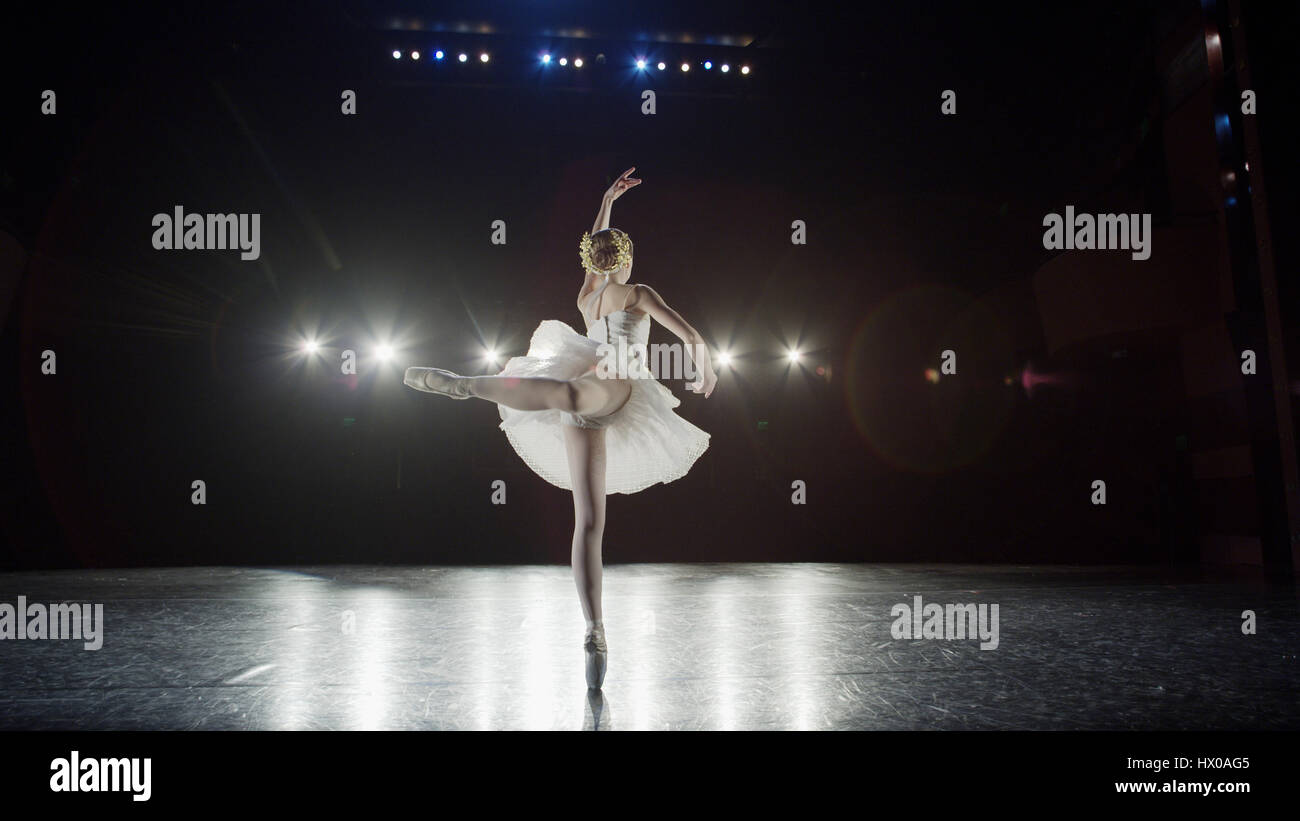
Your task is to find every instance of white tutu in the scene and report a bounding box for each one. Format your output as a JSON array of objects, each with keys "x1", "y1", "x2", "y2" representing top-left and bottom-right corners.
[{"x1": 496, "y1": 314, "x2": 710, "y2": 494}]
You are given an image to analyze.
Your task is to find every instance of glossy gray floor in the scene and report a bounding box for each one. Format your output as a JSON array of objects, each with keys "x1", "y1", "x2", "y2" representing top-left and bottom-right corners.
[{"x1": 0, "y1": 564, "x2": 1296, "y2": 730}]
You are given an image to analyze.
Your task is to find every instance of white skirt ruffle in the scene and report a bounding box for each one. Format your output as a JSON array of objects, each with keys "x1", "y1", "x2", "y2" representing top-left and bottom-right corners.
[{"x1": 496, "y1": 320, "x2": 710, "y2": 494}]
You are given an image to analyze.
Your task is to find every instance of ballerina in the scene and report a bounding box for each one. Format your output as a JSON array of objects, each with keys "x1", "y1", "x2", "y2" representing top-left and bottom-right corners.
[{"x1": 404, "y1": 167, "x2": 716, "y2": 689}]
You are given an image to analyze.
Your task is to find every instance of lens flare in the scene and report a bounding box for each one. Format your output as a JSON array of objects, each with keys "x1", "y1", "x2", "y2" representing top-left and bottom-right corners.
[
  {"x1": 846, "y1": 284, "x2": 1014, "y2": 474},
  {"x1": 1020, "y1": 363, "x2": 1071, "y2": 397}
]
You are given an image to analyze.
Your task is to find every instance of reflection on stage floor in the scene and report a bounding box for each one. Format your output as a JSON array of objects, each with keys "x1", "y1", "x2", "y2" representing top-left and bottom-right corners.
[{"x1": 0, "y1": 563, "x2": 1295, "y2": 730}]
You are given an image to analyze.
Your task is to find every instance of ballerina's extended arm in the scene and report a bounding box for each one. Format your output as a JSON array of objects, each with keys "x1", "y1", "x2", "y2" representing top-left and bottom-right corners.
[
  {"x1": 592, "y1": 167, "x2": 641, "y2": 234},
  {"x1": 624, "y1": 284, "x2": 718, "y2": 398}
]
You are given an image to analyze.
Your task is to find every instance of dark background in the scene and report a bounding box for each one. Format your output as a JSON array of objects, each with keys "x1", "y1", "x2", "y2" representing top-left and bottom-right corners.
[{"x1": 1, "y1": 1, "x2": 1297, "y2": 568}]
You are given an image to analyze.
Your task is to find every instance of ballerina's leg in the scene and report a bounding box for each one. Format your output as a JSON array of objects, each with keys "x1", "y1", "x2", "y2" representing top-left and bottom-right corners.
[
  {"x1": 470, "y1": 372, "x2": 630, "y2": 417},
  {"x1": 405, "y1": 365, "x2": 631, "y2": 417},
  {"x1": 563, "y1": 424, "x2": 606, "y2": 624}
]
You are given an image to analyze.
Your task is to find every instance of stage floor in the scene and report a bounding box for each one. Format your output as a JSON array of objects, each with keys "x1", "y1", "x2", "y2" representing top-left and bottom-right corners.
[{"x1": 0, "y1": 563, "x2": 1296, "y2": 730}]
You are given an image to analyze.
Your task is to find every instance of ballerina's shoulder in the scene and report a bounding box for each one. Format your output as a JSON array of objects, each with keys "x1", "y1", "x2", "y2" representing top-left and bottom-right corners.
[{"x1": 578, "y1": 281, "x2": 647, "y2": 319}]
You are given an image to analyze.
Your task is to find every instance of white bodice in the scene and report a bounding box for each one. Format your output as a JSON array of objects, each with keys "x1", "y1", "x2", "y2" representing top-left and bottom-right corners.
[
  {"x1": 582, "y1": 277, "x2": 650, "y2": 347},
  {"x1": 587, "y1": 309, "x2": 650, "y2": 346}
]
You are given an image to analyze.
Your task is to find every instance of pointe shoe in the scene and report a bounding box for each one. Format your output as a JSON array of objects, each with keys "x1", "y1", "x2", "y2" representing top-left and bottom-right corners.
[
  {"x1": 584, "y1": 623, "x2": 608, "y2": 689},
  {"x1": 403, "y1": 367, "x2": 472, "y2": 399}
]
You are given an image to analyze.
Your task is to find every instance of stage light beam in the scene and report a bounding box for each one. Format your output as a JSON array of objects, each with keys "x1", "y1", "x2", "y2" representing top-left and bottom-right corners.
[{"x1": 786, "y1": 348, "x2": 801, "y2": 364}]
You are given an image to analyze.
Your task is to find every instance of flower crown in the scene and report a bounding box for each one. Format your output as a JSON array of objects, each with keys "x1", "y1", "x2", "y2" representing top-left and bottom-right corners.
[{"x1": 579, "y1": 230, "x2": 633, "y2": 276}]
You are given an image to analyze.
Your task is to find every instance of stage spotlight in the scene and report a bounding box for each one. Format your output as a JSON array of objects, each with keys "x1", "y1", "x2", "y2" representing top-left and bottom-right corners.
[
  {"x1": 485, "y1": 348, "x2": 501, "y2": 366},
  {"x1": 636, "y1": 58, "x2": 647, "y2": 70},
  {"x1": 704, "y1": 61, "x2": 712, "y2": 69},
  {"x1": 559, "y1": 57, "x2": 568, "y2": 66},
  {"x1": 721, "y1": 64, "x2": 730, "y2": 72},
  {"x1": 458, "y1": 52, "x2": 468, "y2": 62},
  {"x1": 657, "y1": 61, "x2": 666, "y2": 70},
  {"x1": 741, "y1": 65, "x2": 750, "y2": 74},
  {"x1": 541, "y1": 53, "x2": 551, "y2": 64},
  {"x1": 681, "y1": 62, "x2": 690, "y2": 72},
  {"x1": 435, "y1": 50, "x2": 444, "y2": 60},
  {"x1": 302, "y1": 339, "x2": 320, "y2": 355},
  {"x1": 479, "y1": 52, "x2": 489, "y2": 63},
  {"x1": 717, "y1": 350, "x2": 733, "y2": 368},
  {"x1": 392, "y1": 50, "x2": 401, "y2": 59},
  {"x1": 574, "y1": 57, "x2": 584, "y2": 67},
  {"x1": 376, "y1": 344, "x2": 394, "y2": 361},
  {"x1": 411, "y1": 51, "x2": 420, "y2": 60},
  {"x1": 786, "y1": 348, "x2": 802, "y2": 363}
]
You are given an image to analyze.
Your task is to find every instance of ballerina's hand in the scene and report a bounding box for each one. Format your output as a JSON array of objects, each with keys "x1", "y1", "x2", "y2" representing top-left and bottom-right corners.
[
  {"x1": 604, "y1": 167, "x2": 642, "y2": 202},
  {"x1": 688, "y1": 369, "x2": 717, "y2": 398}
]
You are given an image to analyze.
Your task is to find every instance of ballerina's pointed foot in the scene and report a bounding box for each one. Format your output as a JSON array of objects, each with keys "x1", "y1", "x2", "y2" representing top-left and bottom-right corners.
[
  {"x1": 404, "y1": 367, "x2": 472, "y2": 399},
  {"x1": 584, "y1": 623, "x2": 608, "y2": 689}
]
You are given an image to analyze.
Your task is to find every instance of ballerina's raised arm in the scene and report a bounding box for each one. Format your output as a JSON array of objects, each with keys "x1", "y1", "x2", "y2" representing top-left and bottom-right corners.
[{"x1": 591, "y1": 167, "x2": 640, "y2": 234}]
